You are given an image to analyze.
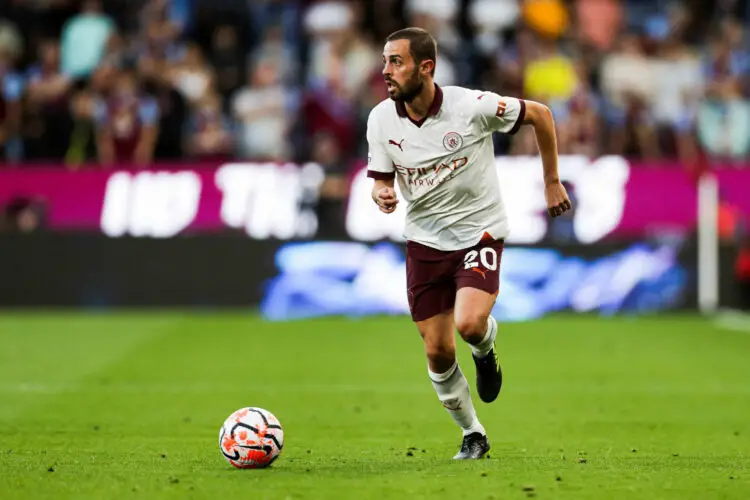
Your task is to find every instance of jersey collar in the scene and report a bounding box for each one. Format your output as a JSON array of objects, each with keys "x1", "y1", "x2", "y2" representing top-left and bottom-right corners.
[{"x1": 395, "y1": 83, "x2": 443, "y2": 128}]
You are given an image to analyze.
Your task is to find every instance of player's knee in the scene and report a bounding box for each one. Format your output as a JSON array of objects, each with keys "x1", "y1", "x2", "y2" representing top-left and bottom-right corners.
[
  {"x1": 455, "y1": 314, "x2": 488, "y2": 342},
  {"x1": 425, "y1": 343, "x2": 456, "y2": 368}
]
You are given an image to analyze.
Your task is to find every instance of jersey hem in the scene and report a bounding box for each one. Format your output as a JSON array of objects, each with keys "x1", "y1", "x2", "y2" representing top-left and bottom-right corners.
[{"x1": 405, "y1": 234, "x2": 506, "y2": 253}]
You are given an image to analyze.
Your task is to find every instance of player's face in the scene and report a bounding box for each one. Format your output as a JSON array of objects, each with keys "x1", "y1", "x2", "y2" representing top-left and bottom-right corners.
[{"x1": 382, "y1": 40, "x2": 424, "y2": 103}]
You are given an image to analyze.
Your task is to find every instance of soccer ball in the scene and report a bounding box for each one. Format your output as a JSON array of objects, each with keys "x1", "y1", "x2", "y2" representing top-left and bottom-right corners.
[{"x1": 219, "y1": 407, "x2": 284, "y2": 468}]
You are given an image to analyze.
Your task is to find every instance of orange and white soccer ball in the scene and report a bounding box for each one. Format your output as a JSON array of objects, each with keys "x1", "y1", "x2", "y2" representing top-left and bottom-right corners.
[{"x1": 219, "y1": 407, "x2": 284, "y2": 468}]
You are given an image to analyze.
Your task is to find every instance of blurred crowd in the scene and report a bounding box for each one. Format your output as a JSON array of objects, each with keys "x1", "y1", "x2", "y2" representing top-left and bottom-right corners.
[{"x1": 0, "y1": 0, "x2": 750, "y2": 174}]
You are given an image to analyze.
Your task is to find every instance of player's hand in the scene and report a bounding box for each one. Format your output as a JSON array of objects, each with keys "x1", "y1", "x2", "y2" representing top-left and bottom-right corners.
[
  {"x1": 545, "y1": 181, "x2": 572, "y2": 218},
  {"x1": 374, "y1": 187, "x2": 399, "y2": 214}
]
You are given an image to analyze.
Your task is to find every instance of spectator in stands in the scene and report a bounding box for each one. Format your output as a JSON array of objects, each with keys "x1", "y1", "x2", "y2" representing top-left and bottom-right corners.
[
  {"x1": 60, "y1": 0, "x2": 115, "y2": 79},
  {"x1": 406, "y1": 0, "x2": 459, "y2": 86},
  {"x1": 0, "y1": 0, "x2": 747, "y2": 170},
  {"x1": 140, "y1": 0, "x2": 183, "y2": 58},
  {"x1": 305, "y1": 2, "x2": 379, "y2": 102},
  {"x1": 93, "y1": 70, "x2": 160, "y2": 166},
  {"x1": 184, "y1": 91, "x2": 233, "y2": 161},
  {"x1": 513, "y1": 34, "x2": 580, "y2": 157},
  {"x1": 65, "y1": 86, "x2": 99, "y2": 166},
  {"x1": 0, "y1": 54, "x2": 23, "y2": 164},
  {"x1": 0, "y1": 17, "x2": 23, "y2": 163},
  {"x1": 696, "y1": 25, "x2": 750, "y2": 160},
  {"x1": 140, "y1": 0, "x2": 190, "y2": 38},
  {"x1": 137, "y1": 1, "x2": 186, "y2": 86},
  {"x1": 469, "y1": 0, "x2": 519, "y2": 57},
  {"x1": 0, "y1": 196, "x2": 46, "y2": 233},
  {"x1": 249, "y1": 24, "x2": 298, "y2": 88},
  {"x1": 302, "y1": 2, "x2": 377, "y2": 159},
  {"x1": 575, "y1": 0, "x2": 623, "y2": 52},
  {"x1": 99, "y1": 32, "x2": 135, "y2": 71},
  {"x1": 25, "y1": 39, "x2": 75, "y2": 161},
  {"x1": 0, "y1": 17, "x2": 23, "y2": 64},
  {"x1": 651, "y1": 36, "x2": 703, "y2": 163},
  {"x1": 493, "y1": 26, "x2": 537, "y2": 99},
  {"x1": 522, "y1": 0, "x2": 570, "y2": 43},
  {"x1": 209, "y1": 25, "x2": 245, "y2": 100},
  {"x1": 168, "y1": 43, "x2": 214, "y2": 108},
  {"x1": 366, "y1": 0, "x2": 406, "y2": 45},
  {"x1": 555, "y1": 60, "x2": 600, "y2": 158},
  {"x1": 231, "y1": 57, "x2": 292, "y2": 161},
  {"x1": 248, "y1": 0, "x2": 302, "y2": 69},
  {"x1": 524, "y1": 37, "x2": 578, "y2": 107},
  {"x1": 600, "y1": 33, "x2": 660, "y2": 159}
]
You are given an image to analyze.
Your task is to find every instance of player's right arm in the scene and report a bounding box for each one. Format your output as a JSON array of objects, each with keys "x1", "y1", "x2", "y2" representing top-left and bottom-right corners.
[{"x1": 365, "y1": 109, "x2": 399, "y2": 214}]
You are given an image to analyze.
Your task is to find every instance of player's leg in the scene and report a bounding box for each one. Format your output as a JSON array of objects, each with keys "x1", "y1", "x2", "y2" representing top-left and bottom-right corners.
[
  {"x1": 417, "y1": 309, "x2": 456, "y2": 374},
  {"x1": 454, "y1": 239, "x2": 505, "y2": 403},
  {"x1": 407, "y1": 240, "x2": 489, "y2": 459},
  {"x1": 415, "y1": 309, "x2": 489, "y2": 459}
]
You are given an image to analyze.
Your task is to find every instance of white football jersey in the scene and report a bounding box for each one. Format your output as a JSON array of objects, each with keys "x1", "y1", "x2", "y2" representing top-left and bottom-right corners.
[{"x1": 367, "y1": 84, "x2": 526, "y2": 251}]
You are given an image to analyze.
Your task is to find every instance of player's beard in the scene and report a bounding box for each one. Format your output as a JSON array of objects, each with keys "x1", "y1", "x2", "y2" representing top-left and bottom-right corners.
[{"x1": 388, "y1": 68, "x2": 424, "y2": 103}]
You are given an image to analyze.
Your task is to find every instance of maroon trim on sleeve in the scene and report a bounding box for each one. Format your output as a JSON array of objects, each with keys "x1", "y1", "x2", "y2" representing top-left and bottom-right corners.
[
  {"x1": 367, "y1": 170, "x2": 396, "y2": 181},
  {"x1": 508, "y1": 99, "x2": 526, "y2": 135}
]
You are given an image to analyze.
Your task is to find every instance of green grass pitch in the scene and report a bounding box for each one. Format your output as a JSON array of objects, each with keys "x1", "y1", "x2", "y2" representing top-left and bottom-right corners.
[{"x1": 0, "y1": 313, "x2": 749, "y2": 499}]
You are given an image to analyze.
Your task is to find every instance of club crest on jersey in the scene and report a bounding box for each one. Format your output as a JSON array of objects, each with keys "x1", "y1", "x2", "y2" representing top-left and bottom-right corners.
[{"x1": 443, "y1": 132, "x2": 463, "y2": 152}]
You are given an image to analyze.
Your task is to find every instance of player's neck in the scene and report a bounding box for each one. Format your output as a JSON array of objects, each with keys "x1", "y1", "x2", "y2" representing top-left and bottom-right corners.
[{"x1": 405, "y1": 81, "x2": 436, "y2": 121}]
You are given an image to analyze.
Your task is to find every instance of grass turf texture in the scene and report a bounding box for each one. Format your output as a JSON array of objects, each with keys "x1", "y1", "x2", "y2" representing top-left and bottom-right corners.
[{"x1": 0, "y1": 313, "x2": 748, "y2": 499}]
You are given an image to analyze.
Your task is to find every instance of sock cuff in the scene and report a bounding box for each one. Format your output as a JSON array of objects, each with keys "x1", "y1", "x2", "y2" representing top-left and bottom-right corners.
[
  {"x1": 428, "y1": 361, "x2": 458, "y2": 383},
  {"x1": 471, "y1": 315, "x2": 497, "y2": 358},
  {"x1": 485, "y1": 315, "x2": 497, "y2": 339}
]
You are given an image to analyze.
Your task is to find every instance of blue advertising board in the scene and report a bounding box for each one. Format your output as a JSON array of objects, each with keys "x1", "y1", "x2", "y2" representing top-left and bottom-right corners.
[{"x1": 261, "y1": 242, "x2": 689, "y2": 322}]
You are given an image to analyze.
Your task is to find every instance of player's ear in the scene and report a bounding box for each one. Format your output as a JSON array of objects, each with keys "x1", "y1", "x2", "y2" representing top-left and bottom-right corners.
[{"x1": 421, "y1": 59, "x2": 435, "y2": 77}]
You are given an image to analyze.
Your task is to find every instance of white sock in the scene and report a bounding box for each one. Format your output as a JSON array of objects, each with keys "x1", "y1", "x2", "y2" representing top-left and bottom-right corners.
[
  {"x1": 470, "y1": 315, "x2": 497, "y2": 359},
  {"x1": 429, "y1": 361, "x2": 485, "y2": 436}
]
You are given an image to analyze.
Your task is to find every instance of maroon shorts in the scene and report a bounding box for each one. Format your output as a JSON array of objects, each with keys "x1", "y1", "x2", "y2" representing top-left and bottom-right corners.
[{"x1": 406, "y1": 238, "x2": 505, "y2": 322}]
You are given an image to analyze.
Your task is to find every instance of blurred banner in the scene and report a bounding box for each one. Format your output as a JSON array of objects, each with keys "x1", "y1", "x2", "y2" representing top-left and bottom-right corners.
[
  {"x1": 2, "y1": 156, "x2": 749, "y2": 242},
  {"x1": 262, "y1": 240, "x2": 694, "y2": 322},
  {"x1": 3, "y1": 156, "x2": 747, "y2": 316},
  {"x1": 0, "y1": 233, "x2": 698, "y2": 316}
]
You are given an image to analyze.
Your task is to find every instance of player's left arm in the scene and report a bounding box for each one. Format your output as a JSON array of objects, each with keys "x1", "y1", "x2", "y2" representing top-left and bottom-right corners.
[
  {"x1": 522, "y1": 100, "x2": 572, "y2": 218},
  {"x1": 475, "y1": 92, "x2": 571, "y2": 218}
]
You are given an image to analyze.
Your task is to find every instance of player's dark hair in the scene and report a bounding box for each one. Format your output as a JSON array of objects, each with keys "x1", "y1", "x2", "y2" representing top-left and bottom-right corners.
[{"x1": 386, "y1": 27, "x2": 437, "y2": 77}]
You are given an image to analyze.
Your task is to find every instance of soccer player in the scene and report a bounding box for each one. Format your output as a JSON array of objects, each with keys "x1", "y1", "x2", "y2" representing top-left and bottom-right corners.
[{"x1": 366, "y1": 28, "x2": 571, "y2": 459}]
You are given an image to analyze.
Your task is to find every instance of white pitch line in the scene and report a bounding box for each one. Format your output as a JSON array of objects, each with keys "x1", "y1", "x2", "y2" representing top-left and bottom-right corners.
[{"x1": 714, "y1": 309, "x2": 750, "y2": 333}]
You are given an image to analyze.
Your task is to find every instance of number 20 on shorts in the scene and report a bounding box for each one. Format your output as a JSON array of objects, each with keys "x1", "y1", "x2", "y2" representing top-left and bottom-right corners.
[{"x1": 464, "y1": 248, "x2": 498, "y2": 271}]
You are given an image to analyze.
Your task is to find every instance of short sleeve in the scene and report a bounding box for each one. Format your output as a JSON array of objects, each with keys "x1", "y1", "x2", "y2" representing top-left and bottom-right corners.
[
  {"x1": 474, "y1": 91, "x2": 526, "y2": 135},
  {"x1": 3, "y1": 73, "x2": 24, "y2": 101},
  {"x1": 365, "y1": 109, "x2": 395, "y2": 181},
  {"x1": 139, "y1": 98, "x2": 160, "y2": 125}
]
